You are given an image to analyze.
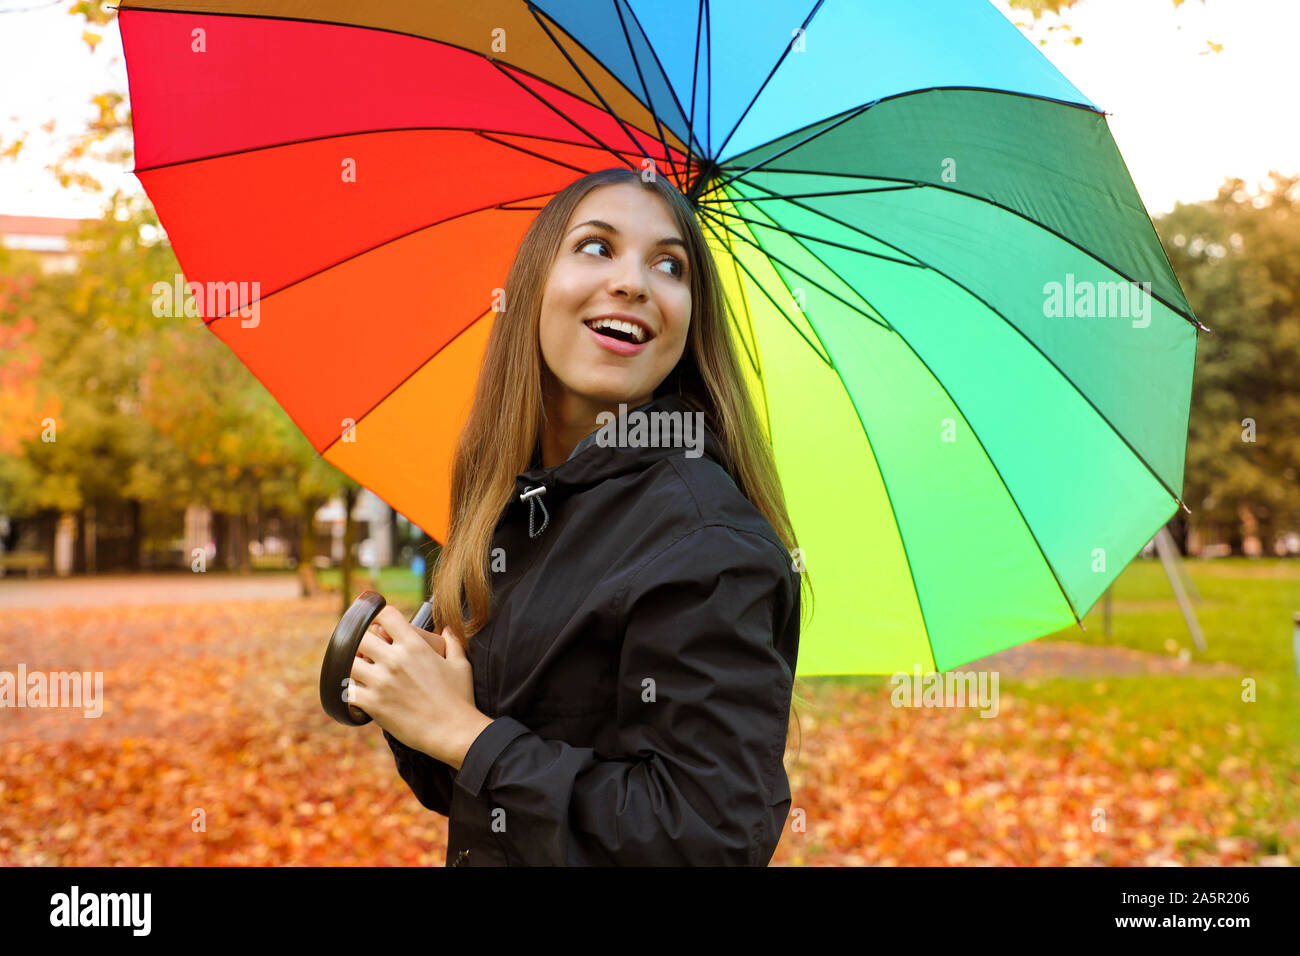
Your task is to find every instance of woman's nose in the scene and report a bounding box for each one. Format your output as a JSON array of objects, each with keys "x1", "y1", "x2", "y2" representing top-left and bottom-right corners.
[{"x1": 608, "y1": 263, "x2": 649, "y2": 299}]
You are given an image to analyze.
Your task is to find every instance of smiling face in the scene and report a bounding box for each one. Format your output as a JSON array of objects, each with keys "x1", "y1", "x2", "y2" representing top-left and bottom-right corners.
[{"x1": 538, "y1": 182, "x2": 692, "y2": 426}]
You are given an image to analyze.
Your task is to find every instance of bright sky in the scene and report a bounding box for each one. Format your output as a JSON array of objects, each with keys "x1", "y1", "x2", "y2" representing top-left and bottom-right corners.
[{"x1": 0, "y1": 0, "x2": 1295, "y2": 219}]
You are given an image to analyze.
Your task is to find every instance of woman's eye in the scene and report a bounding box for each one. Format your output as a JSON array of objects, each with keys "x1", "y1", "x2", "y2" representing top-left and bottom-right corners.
[
  {"x1": 577, "y1": 236, "x2": 683, "y2": 278},
  {"x1": 655, "y1": 257, "x2": 683, "y2": 278}
]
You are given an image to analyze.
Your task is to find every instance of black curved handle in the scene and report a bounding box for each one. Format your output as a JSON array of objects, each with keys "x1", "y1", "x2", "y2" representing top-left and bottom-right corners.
[
  {"x1": 319, "y1": 591, "x2": 438, "y2": 727},
  {"x1": 319, "y1": 590, "x2": 386, "y2": 726}
]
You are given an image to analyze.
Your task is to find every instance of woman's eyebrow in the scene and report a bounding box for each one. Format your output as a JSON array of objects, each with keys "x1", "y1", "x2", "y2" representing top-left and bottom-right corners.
[{"x1": 566, "y1": 219, "x2": 686, "y2": 249}]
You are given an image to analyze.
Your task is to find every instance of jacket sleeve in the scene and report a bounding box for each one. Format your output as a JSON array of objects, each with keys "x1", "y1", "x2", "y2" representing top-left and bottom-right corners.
[
  {"x1": 452, "y1": 523, "x2": 799, "y2": 866},
  {"x1": 382, "y1": 728, "x2": 456, "y2": 817}
]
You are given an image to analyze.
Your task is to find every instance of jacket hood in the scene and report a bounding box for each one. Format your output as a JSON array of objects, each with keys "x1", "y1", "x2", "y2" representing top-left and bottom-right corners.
[{"x1": 509, "y1": 393, "x2": 730, "y2": 538}]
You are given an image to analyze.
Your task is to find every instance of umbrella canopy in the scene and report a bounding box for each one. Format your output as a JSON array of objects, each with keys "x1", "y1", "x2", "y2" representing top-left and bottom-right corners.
[{"x1": 119, "y1": 0, "x2": 1201, "y2": 675}]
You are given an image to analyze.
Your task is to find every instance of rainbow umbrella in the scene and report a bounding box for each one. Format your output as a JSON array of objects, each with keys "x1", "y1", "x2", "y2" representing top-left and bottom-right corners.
[{"x1": 119, "y1": 0, "x2": 1201, "y2": 675}]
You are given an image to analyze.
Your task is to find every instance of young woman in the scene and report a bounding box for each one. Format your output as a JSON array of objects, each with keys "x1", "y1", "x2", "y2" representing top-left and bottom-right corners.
[{"x1": 348, "y1": 166, "x2": 813, "y2": 866}]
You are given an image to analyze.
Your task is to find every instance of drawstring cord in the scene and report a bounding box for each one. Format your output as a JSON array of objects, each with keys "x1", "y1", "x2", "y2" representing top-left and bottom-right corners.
[{"x1": 520, "y1": 485, "x2": 549, "y2": 538}]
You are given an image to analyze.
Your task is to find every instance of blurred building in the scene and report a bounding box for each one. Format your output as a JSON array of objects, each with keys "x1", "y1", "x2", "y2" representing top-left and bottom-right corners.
[
  {"x1": 298, "y1": 490, "x2": 395, "y2": 568},
  {"x1": 0, "y1": 214, "x2": 95, "y2": 274}
]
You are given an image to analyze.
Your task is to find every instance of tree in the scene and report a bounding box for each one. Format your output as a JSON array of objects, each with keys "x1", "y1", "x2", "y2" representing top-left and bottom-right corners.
[
  {"x1": 1155, "y1": 172, "x2": 1300, "y2": 553},
  {"x1": 0, "y1": 8, "x2": 354, "y2": 576},
  {"x1": 1005, "y1": 0, "x2": 1220, "y2": 52},
  {"x1": 0, "y1": 251, "x2": 64, "y2": 518},
  {"x1": 0, "y1": 206, "x2": 169, "y2": 567}
]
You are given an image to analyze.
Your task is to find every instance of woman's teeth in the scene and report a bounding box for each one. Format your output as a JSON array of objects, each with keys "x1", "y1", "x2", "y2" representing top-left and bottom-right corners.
[{"x1": 585, "y1": 317, "x2": 647, "y2": 343}]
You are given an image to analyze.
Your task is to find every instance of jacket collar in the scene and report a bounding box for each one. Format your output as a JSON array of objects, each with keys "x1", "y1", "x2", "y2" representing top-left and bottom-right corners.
[{"x1": 511, "y1": 392, "x2": 728, "y2": 501}]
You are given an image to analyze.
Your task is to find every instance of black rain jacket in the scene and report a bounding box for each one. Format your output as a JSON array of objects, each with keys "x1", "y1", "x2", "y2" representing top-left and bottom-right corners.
[{"x1": 382, "y1": 392, "x2": 801, "y2": 866}]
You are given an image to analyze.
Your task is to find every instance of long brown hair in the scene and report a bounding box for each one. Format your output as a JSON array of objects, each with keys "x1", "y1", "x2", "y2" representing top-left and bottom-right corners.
[{"x1": 431, "y1": 167, "x2": 813, "y2": 758}]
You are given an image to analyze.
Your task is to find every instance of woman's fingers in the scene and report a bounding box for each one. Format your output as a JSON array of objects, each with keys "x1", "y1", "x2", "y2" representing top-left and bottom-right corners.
[
  {"x1": 348, "y1": 654, "x2": 373, "y2": 684},
  {"x1": 356, "y1": 630, "x2": 392, "y2": 667},
  {"x1": 372, "y1": 605, "x2": 447, "y2": 657},
  {"x1": 412, "y1": 625, "x2": 447, "y2": 658}
]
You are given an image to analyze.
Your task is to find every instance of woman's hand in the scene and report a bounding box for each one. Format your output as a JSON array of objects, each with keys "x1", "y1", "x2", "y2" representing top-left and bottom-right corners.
[{"x1": 349, "y1": 605, "x2": 494, "y2": 770}]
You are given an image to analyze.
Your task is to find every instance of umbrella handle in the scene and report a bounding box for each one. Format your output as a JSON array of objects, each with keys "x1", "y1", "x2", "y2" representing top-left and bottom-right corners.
[{"x1": 319, "y1": 591, "x2": 435, "y2": 726}]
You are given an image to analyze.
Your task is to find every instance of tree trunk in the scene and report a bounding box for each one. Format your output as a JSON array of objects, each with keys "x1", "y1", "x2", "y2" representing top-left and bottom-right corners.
[
  {"x1": 297, "y1": 502, "x2": 322, "y2": 597},
  {"x1": 341, "y1": 485, "x2": 358, "y2": 615},
  {"x1": 236, "y1": 508, "x2": 252, "y2": 574},
  {"x1": 1237, "y1": 501, "x2": 1260, "y2": 557},
  {"x1": 1255, "y1": 508, "x2": 1275, "y2": 557},
  {"x1": 387, "y1": 506, "x2": 399, "y2": 565},
  {"x1": 1184, "y1": 516, "x2": 1201, "y2": 557},
  {"x1": 1225, "y1": 505, "x2": 1244, "y2": 555},
  {"x1": 127, "y1": 499, "x2": 142, "y2": 571},
  {"x1": 252, "y1": 487, "x2": 262, "y2": 558},
  {"x1": 212, "y1": 512, "x2": 229, "y2": 570},
  {"x1": 82, "y1": 503, "x2": 97, "y2": 576},
  {"x1": 1167, "y1": 512, "x2": 1190, "y2": 555}
]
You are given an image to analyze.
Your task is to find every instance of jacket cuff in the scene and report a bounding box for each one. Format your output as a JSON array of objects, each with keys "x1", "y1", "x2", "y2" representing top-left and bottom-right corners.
[
  {"x1": 455, "y1": 715, "x2": 531, "y2": 797},
  {"x1": 382, "y1": 727, "x2": 414, "y2": 755}
]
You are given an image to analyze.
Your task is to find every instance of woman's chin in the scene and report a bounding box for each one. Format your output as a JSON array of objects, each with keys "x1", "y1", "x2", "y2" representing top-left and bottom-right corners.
[{"x1": 561, "y1": 380, "x2": 652, "y2": 409}]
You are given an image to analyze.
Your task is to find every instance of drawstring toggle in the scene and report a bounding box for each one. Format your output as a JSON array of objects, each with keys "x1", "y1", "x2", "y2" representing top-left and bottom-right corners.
[{"x1": 520, "y1": 485, "x2": 549, "y2": 538}]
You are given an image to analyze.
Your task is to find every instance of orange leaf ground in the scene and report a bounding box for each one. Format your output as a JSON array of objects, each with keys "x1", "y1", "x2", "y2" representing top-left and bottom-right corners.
[{"x1": 0, "y1": 596, "x2": 1293, "y2": 865}]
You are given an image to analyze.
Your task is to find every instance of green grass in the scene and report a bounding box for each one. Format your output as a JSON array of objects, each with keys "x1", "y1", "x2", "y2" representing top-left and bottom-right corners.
[
  {"x1": 315, "y1": 566, "x2": 427, "y2": 614},
  {"x1": 1064, "y1": 556, "x2": 1300, "y2": 673},
  {"x1": 801, "y1": 557, "x2": 1300, "y2": 682}
]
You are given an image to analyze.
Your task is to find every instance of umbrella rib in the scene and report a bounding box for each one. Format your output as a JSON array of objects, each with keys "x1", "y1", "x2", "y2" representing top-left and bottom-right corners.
[
  {"x1": 708, "y1": 182, "x2": 914, "y2": 343},
  {"x1": 727, "y1": 185, "x2": 1092, "y2": 630},
  {"x1": 620, "y1": 0, "x2": 710, "y2": 175},
  {"x1": 117, "y1": 4, "x2": 686, "y2": 165},
  {"x1": 130, "y1": 125, "x2": 664, "y2": 176},
  {"x1": 713, "y1": 165, "x2": 1203, "y2": 331},
  {"x1": 704, "y1": 0, "x2": 712, "y2": 159},
  {"x1": 484, "y1": 57, "x2": 646, "y2": 172},
  {"x1": 710, "y1": 188, "x2": 1087, "y2": 635},
  {"x1": 523, "y1": 2, "x2": 661, "y2": 175},
  {"x1": 609, "y1": 0, "x2": 684, "y2": 184},
  {"x1": 716, "y1": 85, "x2": 1103, "y2": 171},
  {"x1": 712, "y1": 183, "x2": 925, "y2": 317},
  {"x1": 700, "y1": 185, "x2": 922, "y2": 203},
  {"x1": 199, "y1": 188, "x2": 559, "y2": 323},
  {"x1": 693, "y1": 205, "x2": 833, "y2": 367},
  {"x1": 695, "y1": 215, "x2": 774, "y2": 436},
  {"x1": 711, "y1": 0, "x2": 827, "y2": 163},
  {"x1": 682, "y1": 0, "x2": 705, "y2": 180},
  {"x1": 472, "y1": 130, "x2": 593, "y2": 177},
  {"x1": 311, "y1": 304, "x2": 498, "y2": 463},
  {"x1": 698, "y1": 197, "x2": 941, "y2": 667},
  {"x1": 710, "y1": 90, "x2": 1122, "y2": 255},
  {"x1": 701, "y1": 201, "x2": 926, "y2": 270},
  {"x1": 711, "y1": 98, "x2": 878, "y2": 197},
  {"x1": 731, "y1": 173, "x2": 1194, "y2": 516},
  {"x1": 693, "y1": 202, "x2": 892, "y2": 333},
  {"x1": 694, "y1": 215, "x2": 767, "y2": 379}
]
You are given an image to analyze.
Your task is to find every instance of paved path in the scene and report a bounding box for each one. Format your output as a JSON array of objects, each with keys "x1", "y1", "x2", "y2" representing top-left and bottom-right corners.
[
  {"x1": 0, "y1": 572, "x2": 305, "y2": 608},
  {"x1": 0, "y1": 575, "x2": 1243, "y2": 679}
]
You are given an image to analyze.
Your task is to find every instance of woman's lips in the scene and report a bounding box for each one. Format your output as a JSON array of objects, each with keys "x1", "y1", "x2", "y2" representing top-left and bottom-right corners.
[{"x1": 585, "y1": 322, "x2": 649, "y2": 356}]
